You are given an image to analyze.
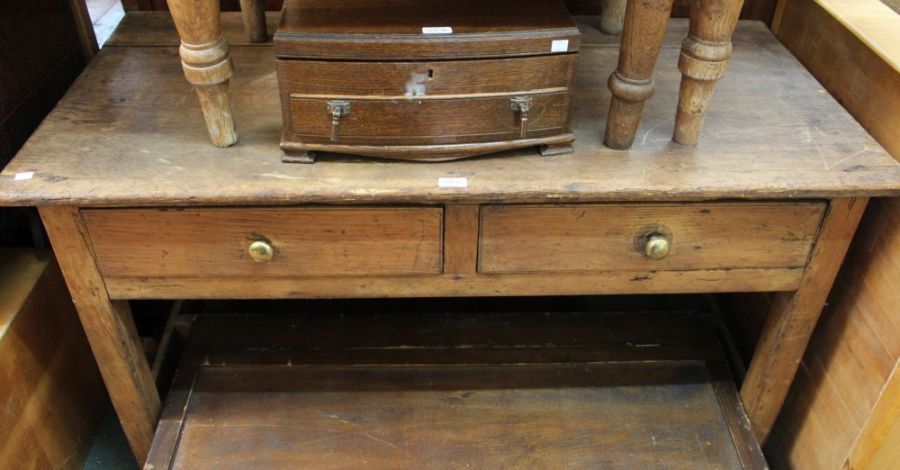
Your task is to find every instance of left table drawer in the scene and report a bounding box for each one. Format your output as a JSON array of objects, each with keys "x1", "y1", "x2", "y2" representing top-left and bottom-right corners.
[{"x1": 82, "y1": 207, "x2": 443, "y2": 278}]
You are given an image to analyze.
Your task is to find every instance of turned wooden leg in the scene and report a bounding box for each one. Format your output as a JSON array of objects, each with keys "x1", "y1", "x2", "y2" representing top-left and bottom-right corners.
[
  {"x1": 239, "y1": 0, "x2": 268, "y2": 43},
  {"x1": 167, "y1": 0, "x2": 237, "y2": 147},
  {"x1": 741, "y1": 198, "x2": 868, "y2": 442},
  {"x1": 39, "y1": 206, "x2": 161, "y2": 465},
  {"x1": 604, "y1": 0, "x2": 674, "y2": 149},
  {"x1": 600, "y1": 0, "x2": 628, "y2": 35},
  {"x1": 673, "y1": 0, "x2": 744, "y2": 145}
]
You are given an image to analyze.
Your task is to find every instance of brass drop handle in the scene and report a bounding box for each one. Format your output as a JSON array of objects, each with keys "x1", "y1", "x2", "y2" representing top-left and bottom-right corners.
[
  {"x1": 248, "y1": 240, "x2": 274, "y2": 262},
  {"x1": 643, "y1": 234, "x2": 671, "y2": 260},
  {"x1": 510, "y1": 96, "x2": 533, "y2": 139},
  {"x1": 327, "y1": 100, "x2": 351, "y2": 142}
]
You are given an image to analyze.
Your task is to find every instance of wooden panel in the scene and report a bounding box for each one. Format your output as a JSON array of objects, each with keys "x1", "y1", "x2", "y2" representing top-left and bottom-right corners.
[
  {"x1": 275, "y1": 0, "x2": 580, "y2": 60},
  {"x1": 166, "y1": 363, "x2": 747, "y2": 469},
  {"x1": 288, "y1": 93, "x2": 570, "y2": 145},
  {"x1": 0, "y1": 250, "x2": 106, "y2": 469},
  {"x1": 83, "y1": 207, "x2": 444, "y2": 278},
  {"x1": 3, "y1": 21, "x2": 898, "y2": 207},
  {"x1": 277, "y1": 55, "x2": 575, "y2": 97},
  {"x1": 479, "y1": 203, "x2": 825, "y2": 274},
  {"x1": 774, "y1": 0, "x2": 900, "y2": 157},
  {"x1": 147, "y1": 310, "x2": 765, "y2": 469},
  {"x1": 847, "y1": 359, "x2": 900, "y2": 470},
  {"x1": 766, "y1": 197, "x2": 900, "y2": 469},
  {"x1": 103, "y1": 268, "x2": 804, "y2": 300}
]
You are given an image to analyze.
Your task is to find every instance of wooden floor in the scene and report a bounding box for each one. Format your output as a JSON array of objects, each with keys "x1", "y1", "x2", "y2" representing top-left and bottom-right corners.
[{"x1": 147, "y1": 307, "x2": 767, "y2": 469}]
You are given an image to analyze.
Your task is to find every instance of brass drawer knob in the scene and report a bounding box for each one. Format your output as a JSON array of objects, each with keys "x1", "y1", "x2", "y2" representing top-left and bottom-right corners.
[
  {"x1": 248, "y1": 240, "x2": 274, "y2": 262},
  {"x1": 643, "y1": 234, "x2": 671, "y2": 260}
]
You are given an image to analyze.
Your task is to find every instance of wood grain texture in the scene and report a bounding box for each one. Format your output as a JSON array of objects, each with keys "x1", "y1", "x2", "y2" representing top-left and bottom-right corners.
[
  {"x1": 167, "y1": 0, "x2": 237, "y2": 147},
  {"x1": 741, "y1": 197, "x2": 869, "y2": 443},
  {"x1": 238, "y1": 0, "x2": 267, "y2": 42},
  {"x1": 275, "y1": 0, "x2": 581, "y2": 60},
  {"x1": 0, "y1": 250, "x2": 106, "y2": 470},
  {"x1": 600, "y1": 0, "x2": 627, "y2": 34},
  {"x1": 1, "y1": 20, "x2": 896, "y2": 207},
  {"x1": 766, "y1": 197, "x2": 900, "y2": 469},
  {"x1": 479, "y1": 203, "x2": 825, "y2": 274},
  {"x1": 168, "y1": 363, "x2": 748, "y2": 469},
  {"x1": 102, "y1": 268, "x2": 804, "y2": 300},
  {"x1": 604, "y1": 0, "x2": 674, "y2": 149},
  {"x1": 82, "y1": 207, "x2": 443, "y2": 278},
  {"x1": 744, "y1": 3, "x2": 900, "y2": 467},
  {"x1": 443, "y1": 205, "x2": 479, "y2": 275},
  {"x1": 146, "y1": 310, "x2": 765, "y2": 469},
  {"x1": 38, "y1": 206, "x2": 160, "y2": 465},
  {"x1": 277, "y1": 55, "x2": 576, "y2": 98},
  {"x1": 846, "y1": 360, "x2": 900, "y2": 470},
  {"x1": 774, "y1": 0, "x2": 900, "y2": 158}
]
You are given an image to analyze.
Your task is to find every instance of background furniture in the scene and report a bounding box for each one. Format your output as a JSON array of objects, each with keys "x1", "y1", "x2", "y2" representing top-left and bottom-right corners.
[
  {"x1": 0, "y1": 250, "x2": 107, "y2": 469},
  {"x1": 1, "y1": 16, "x2": 897, "y2": 465}
]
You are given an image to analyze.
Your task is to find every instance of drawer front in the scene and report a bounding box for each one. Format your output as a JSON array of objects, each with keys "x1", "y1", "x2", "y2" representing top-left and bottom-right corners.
[
  {"x1": 289, "y1": 92, "x2": 570, "y2": 146},
  {"x1": 277, "y1": 55, "x2": 575, "y2": 97},
  {"x1": 83, "y1": 208, "x2": 443, "y2": 278},
  {"x1": 479, "y1": 203, "x2": 826, "y2": 274}
]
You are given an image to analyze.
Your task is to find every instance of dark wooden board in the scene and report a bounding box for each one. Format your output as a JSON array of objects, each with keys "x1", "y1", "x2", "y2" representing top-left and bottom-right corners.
[
  {"x1": 146, "y1": 309, "x2": 767, "y2": 469},
  {"x1": 1, "y1": 17, "x2": 897, "y2": 207},
  {"x1": 170, "y1": 363, "x2": 743, "y2": 469}
]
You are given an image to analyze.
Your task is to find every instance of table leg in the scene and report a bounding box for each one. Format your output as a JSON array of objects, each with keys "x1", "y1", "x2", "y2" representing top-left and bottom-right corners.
[
  {"x1": 239, "y1": 0, "x2": 268, "y2": 43},
  {"x1": 604, "y1": 0, "x2": 675, "y2": 149},
  {"x1": 599, "y1": 0, "x2": 628, "y2": 35},
  {"x1": 39, "y1": 206, "x2": 161, "y2": 465},
  {"x1": 673, "y1": 0, "x2": 744, "y2": 145},
  {"x1": 167, "y1": 0, "x2": 238, "y2": 147},
  {"x1": 741, "y1": 197, "x2": 869, "y2": 442}
]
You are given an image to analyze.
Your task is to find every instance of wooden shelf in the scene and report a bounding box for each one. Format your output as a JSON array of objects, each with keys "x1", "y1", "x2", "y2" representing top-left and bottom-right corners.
[{"x1": 147, "y1": 309, "x2": 766, "y2": 468}]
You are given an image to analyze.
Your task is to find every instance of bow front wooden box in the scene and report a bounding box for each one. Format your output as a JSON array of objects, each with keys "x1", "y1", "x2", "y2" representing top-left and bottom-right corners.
[{"x1": 274, "y1": 0, "x2": 580, "y2": 162}]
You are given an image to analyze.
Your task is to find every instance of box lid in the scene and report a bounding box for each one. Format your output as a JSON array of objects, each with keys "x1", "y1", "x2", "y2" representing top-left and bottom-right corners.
[{"x1": 274, "y1": 0, "x2": 580, "y2": 60}]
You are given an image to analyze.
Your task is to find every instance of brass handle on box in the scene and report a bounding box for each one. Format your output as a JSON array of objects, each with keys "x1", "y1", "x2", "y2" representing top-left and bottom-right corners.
[
  {"x1": 248, "y1": 240, "x2": 274, "y2": 262},
  {"x1": 327, "y1": 100, "x2": 351, "y2": 142},
  {"x1": 642, "y1": 234, "x2": 671, "y2": 260},
  {"x1": 510, "y1": 96, "x2": 533, "y2": 139}
]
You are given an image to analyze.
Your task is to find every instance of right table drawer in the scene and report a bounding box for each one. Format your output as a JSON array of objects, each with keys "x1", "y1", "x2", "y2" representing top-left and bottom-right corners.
[{"x1": 478, "y1": 203, "x2": 827, "y2": 274}]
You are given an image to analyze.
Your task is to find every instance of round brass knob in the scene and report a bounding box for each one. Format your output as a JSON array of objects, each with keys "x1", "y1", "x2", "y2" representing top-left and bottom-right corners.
[
  {"x1": 248, "y1": 240, "x2": 274, "y2": 262},
  {"x1": 643, "y1": 234, "x2": 671, "y2": 260}
]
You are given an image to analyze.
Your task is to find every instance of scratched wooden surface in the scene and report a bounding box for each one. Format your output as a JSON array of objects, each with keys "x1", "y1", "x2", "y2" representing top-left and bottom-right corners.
[
  {"x1": 0, "y1": 16, "x2": 897, "y2": 207},
  {"x1": 146, "y1": 309, "x2": 767, "y2": 469}
]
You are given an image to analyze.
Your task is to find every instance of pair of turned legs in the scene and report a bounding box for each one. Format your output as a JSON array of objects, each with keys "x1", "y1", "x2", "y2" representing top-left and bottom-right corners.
[
  {"x1": 165, "y1": 0, "x2": 268, "y2": 148},
  {"x1": 606, "y1": 0, "x2": 745, "y2": 149}
]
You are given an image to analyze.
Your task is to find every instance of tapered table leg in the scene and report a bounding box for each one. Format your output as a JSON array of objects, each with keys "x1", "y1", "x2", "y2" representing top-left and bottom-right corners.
[
  {"x1": 604, "y1": 0, "x2": 675, "y2": 149},
  {"x1": 39, "y1": 206, "x2": 161, "y2": 465},
  {"x1": 741, "y1": 198, "x2": 869, "y2": 442},
  {"x1": 239, "y1": 0, "x2": 268, "y2": 43},
  {"x1": 673, "y1": 0, "x2": 744, "y2": 145},
  {"x1": 167, "y1": 0, "x2": 238, "y2": 147},
  {"x1": 600, "y1": 0, "x2": 627, "y2": 35}
]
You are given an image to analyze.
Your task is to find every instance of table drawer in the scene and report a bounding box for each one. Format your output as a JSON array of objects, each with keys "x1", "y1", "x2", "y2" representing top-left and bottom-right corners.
[
  {"x1": 83, "y1": 207, "x2": 443, "y2": 278},
  {"x1": 479, "y1": 203, "x2": 826, "y2": 274}
]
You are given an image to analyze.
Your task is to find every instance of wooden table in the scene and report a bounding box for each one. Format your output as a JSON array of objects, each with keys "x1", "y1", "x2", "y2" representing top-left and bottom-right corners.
[{"x1": 1, "y1": 14, "x2": 898, "y2": 465}]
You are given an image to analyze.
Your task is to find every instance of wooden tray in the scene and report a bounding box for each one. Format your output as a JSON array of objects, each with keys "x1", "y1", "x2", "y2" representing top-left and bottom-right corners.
[{"x1": 147, "y1": 308, "x2": 767, "y2": 468}]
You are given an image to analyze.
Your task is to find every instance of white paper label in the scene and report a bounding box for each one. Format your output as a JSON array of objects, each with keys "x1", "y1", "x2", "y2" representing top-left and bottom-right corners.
[
  {"x1": 551, "y1": 39, "x2": 569, "y2": 53},
  {"x1": 422, "y1": 26, "x2": 453, "y2": 35},
  {"x1": 438, "y1": 177, "x2": 468, "y2": 188},
  {"x1": 14, "y1": 172, "x2": 34, "y2": 181}
]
